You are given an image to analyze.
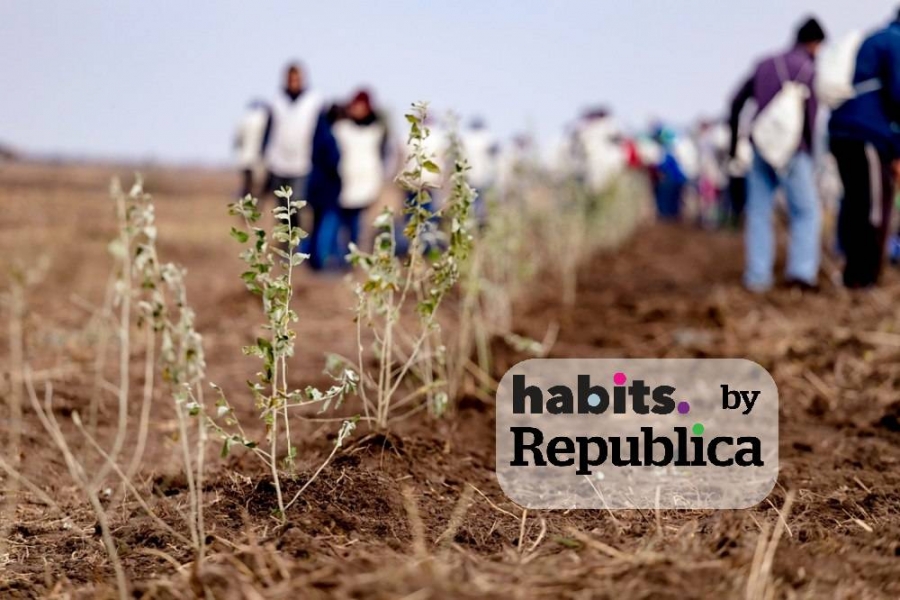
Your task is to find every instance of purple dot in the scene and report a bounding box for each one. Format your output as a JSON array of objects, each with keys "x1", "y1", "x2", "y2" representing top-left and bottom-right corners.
[
  {"x1": 677, "y1": 401, "x2": 691, "y2": 415},
  {"x1": 613, "y1": 372, "x2": 627, "y2": 386}
]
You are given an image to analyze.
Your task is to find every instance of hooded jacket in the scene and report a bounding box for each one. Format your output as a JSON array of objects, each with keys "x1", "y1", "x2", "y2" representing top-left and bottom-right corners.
[{"x1": 306, "y1": 107, "x2": 342, "y2": 211}]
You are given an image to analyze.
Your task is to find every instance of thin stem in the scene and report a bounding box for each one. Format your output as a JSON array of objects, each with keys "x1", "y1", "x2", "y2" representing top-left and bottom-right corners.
[
  {"x1": 125, "y1": 324, "x2": 155, "y2": 482},
  {"x1": 89, "y1": 270, "x2": 118, "y2": 434},
  {"x1": 94, "y1": 193, "x2": 131, "y2": 488},
  {"x1": 72, "y1": 415, "x2": 192, "y2": 547},
  {"x1": 173, "y1": 393, "x2": 199, "y2": 549},
  {"x1": 26, "y1": 374, "x2": 128, "y2": 600},
  {"x1": 195, "y1": 382, "x2": 207, "y2": 561},
  {"x1": 0, "y1": 455, "x2": 63, "y2": 514},
  {"x1": 283, "y1": 438, "x2": 343, "y2": 512},
  {"x1": 281, "y1": 202, "x2": 297, "y2": 470},
  {"x1": 269, "y1": 406, "x2": 284, "y2": 516},
  {"x1": 378, "y1": 292, "x2": 394, "y2": 429},
  {"x1": 355, "y1": 301, "x2": 373, "y2": 424}
]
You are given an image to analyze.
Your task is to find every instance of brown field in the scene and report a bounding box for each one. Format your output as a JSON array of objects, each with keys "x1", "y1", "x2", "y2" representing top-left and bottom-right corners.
[{"x1": 1, "y1": 162, "x2": 900, "y2": 599}]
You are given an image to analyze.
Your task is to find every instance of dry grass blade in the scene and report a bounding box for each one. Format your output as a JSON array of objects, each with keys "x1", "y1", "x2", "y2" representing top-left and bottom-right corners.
[
  {"x1": 746, "y1": 491, "x2": 795, "y2": 600},
  {"x1": 435, "y1": 485, "x2": 474, "y2": 548},
  {"x1": 24, "y1": 371, "x2": 129, "y2": 600},
  {"x1": 565, "y1": 527, "x2": 635, "y2": 562},
  {"x1": 402, "y1": 486, "x2": 428, "y2": 560}
]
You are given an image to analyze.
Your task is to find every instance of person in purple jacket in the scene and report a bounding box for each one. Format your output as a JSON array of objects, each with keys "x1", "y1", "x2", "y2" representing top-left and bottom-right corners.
[{"x1": 729, "y1": 17, "x2": 827, "y2": 292}]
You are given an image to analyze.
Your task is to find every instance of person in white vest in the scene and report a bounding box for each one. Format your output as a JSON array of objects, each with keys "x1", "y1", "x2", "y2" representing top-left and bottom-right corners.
[
  {"x1": 329, "y1": 90, "x2": 389, "y2": 261},
  {"x1": 461, "y1": 117, "x2": 500, "y2": 224},
  {"x1": 573, "y1": 108, "x2": 627, "y2": 194},
  {"x1": 233, "y1": 99, "x2": 269, "y2": 198},
  {"x1": 262, "y1": 62, "x2": 324, "y2": 232}
]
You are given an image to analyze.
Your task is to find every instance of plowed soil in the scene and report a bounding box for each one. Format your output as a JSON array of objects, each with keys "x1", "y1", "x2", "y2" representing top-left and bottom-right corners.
[{"x1": 2, "y1": 163, "x2": 900, "y2": 599}]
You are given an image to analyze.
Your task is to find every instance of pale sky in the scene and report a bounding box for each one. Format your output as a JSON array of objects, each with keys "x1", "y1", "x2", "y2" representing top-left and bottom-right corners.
[{"x1": 1, "y1": 1, "x2": 895, "y2": 164}]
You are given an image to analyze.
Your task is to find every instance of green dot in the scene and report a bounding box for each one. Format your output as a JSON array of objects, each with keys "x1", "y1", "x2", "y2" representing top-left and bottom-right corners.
[{"x1": 692, "y1": 423, "x2": 705, "y2": 436}]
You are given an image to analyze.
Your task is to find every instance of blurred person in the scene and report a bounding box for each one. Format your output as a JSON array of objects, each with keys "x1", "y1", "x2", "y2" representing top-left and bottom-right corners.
[
  {"x1": 461, "y1": 117, "x2": 500, "y2": 223},
  {"x1": 726, "y1": 88, "x2": 756, "y2": 228},
  {"x1": 649, "y1": 124, "x2": 690, "y2": 221},
  {"x1": 330, "y1": 90, "x2": 389, "y2": 261},
  {"x1": 548, "y1": 125, "x2": 581, "y2": 183},
  {"x1": 573, "y1": 107, "x2": 627, "y2": 194},
  {"x1": 261, "y1": 62, "x2": 324, "y2": 233},
  {"x1": 725, "y1": 139, "x2": 754, "y2": 229},
  {"x1": 305, "y1": 102, "x2": 343, "y2": 270},
  {"x1": 695, "y1": 119, "x2": 730, "y2": 228},
  {"x1": 633, "y1": 134, "x2": 664, "y2": 169},
  {"x1": 729, "y1": 17, "x2": 827, "y2": 292},
  {"x1": 816, "y1": 151, "x2": 844, "y2": 254},
  {"x1": 234, "y1": 99, "x2": 269, "y2": 198},
  {"x1": 497, "y1": 133, "x2": 538, "y2": 203},
  {"x1": 828, "y1": 8, "x2": 900, "y2": 288},
  {"x1": 622, "y1": 136, "x2": 644, "y2": 170}
]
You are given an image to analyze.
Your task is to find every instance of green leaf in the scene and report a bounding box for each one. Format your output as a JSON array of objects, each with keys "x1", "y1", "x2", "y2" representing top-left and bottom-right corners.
[
  {"x1": 230, "y1": 227, "x2": 249, "y2": 243},
  {"x1": 257, "y1": 337, "x2": 273, "y2": 355},
  {"x1": 423, "y1": 160, "x2": 441, "y2": 174}
]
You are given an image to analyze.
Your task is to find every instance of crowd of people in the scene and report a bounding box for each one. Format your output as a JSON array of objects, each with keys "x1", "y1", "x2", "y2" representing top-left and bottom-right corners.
[
  {"x1": 234, "y1": 63, "x2": 390, "y2": 270},
  {"x1": 723, "y1": 9, "x2": 898, "y2": 293},
  {"x1": 554, "y1": 8, "x2": 900, "y2": 293},
  {"x1": 234, "y1": 64, "x2": 508, "y2": 270},
  {"x1": 235, "y1": 6, "x2": 900, "y2": 290}
]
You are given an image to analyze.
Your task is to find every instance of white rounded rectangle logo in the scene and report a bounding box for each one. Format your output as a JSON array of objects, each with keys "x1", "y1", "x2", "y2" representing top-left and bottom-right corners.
[{"x1": 495, "y1": 359, "x2": 778, "y2": 509}]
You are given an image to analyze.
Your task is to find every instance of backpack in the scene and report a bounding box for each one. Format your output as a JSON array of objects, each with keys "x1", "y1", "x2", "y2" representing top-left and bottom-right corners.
[
  {"x1": 815, "y1": 30, "x2": 882, "y2": 109},
  {"x1": 751, "y1": 56, "x2": 811, "y2": 171}
]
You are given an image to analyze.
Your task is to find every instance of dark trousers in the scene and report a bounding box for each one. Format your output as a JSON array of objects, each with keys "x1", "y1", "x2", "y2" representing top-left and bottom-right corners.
[
  {"x1": 308, "y1": 206, "x2": 334, "y2": 270},
  {"x1": 240, "y1": 168, "x2": 255, "y2": 198},
  {"x1": 336, "y1": 207, "x2": 363, "y2": 250},
  {"x1": 727, "y1": 175, "x2": 747, "y2": 227},
  {"x1": 830, "y1": 138, "x2": 895, "y2": 288},
  {"x1": 309, "y1": 206, "x2": 363, "y2": 270},
  {"x1": 654, "y1": 177, "x2": 683, "y2": 220}
]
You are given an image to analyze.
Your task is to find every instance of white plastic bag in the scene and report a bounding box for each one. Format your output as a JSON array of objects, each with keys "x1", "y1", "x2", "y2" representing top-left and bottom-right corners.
[
  {"x1": 752, "y1": 77, "x2": 808, "y2": 171},
  {"x1": 816, "y1": 31, "x2": 865, "y2": 109},
  {"x1": 816, "y1": 30, "x2": 883, "y2": 110}
]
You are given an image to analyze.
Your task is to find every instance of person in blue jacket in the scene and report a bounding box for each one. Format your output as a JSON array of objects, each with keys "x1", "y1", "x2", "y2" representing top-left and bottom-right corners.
[
  {"x1": 829, "y1": 8, "x2": 900, "y2": 288},
  {"x1": 305, "y1": 103, "x2": 343, "y2": 271},
  {"x1": 650, "y1": 125, "x2": 688, "y2": 221}
]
